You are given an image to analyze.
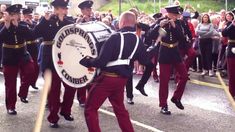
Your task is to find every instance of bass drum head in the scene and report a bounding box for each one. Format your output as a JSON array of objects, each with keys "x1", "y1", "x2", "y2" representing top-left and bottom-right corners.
[{"x1": 52, "y1": 24, "x2": 98, "y2": 88}]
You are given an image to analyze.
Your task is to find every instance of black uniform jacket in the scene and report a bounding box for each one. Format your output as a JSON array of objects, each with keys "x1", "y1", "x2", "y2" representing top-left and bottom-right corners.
[
  {"x1": 34, "y1": 15, "x2": 73, "y2": 72},
  {"x1": 0, "y1": 23, "x2": 32, "y2": 66},
  {"x1": 222, "y1": 22, "x2": 235, "y2": 58},
  {"x1": 19, "y1": 21, "x2": 39, "y2": 57},
  {"x1": 176, "y1": 19, "x2": 192, "y2": 50},
  {"x1": 84, "y1": 27, "x2": 153, "y2": 78},
  {"x1": 149, "y1": 19, "x2": 185, "y2": 64}
]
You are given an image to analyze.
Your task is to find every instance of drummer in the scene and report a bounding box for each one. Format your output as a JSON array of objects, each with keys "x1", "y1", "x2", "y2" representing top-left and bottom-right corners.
[
  {"x1": 34, "y1": 0, "x2": 76, "y2": 128},
  {"x1": 76, "y1": 0, "x2": 96, "y2": 107},
  {"x1": 80, "y1": 10, "x2": 153, "y2": 132}
]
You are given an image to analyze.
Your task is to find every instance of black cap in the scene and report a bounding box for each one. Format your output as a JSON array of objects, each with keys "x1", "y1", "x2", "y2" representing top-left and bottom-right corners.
[
  {"x1": 153, "y1": 13, "x2": 162, "y2": 19},
  {"x1": 6, "y1": 4, "x2": 22, "y2": 14},
  {"x1": 23, "y1": 8, "x2": 33, "y2": 15},
  {"x1": 51, "y1": 0, "x2": 69, "y2": 7},
  {"x1": 78, "y1": 0, "x2": 93, "y2": 9},
  {"x1": 232, "y1": 9, "x2": 235, "y2": 15},
  {"x1": 165, "y1": 5, "x2": 182, "y2": 14}
]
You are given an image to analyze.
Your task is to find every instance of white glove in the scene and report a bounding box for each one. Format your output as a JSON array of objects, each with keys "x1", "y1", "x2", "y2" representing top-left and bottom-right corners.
[{"x1": 232, "y1": 47, "x2": 235, "y2": 54}]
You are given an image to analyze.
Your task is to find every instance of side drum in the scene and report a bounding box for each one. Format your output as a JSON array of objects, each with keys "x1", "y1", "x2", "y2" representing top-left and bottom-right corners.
[{"x1": 52, "y1": 21, "x2": 113, "y2": 88}]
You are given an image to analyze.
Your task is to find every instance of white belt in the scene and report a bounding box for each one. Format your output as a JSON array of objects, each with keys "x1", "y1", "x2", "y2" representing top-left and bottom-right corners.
[
  {"x1": 106, "y1": 32, "x2": 139, "y2": 67},
  {"x1": 106, "y1": 59, "x2": 130, "y2": 67}
]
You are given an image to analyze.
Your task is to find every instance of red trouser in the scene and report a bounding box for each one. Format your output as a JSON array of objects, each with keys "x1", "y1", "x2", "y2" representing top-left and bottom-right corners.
[
  {"x1": 3, "y1": 61, "x2": 34, "y2": 110},
  {"x1": 20, "y1": 56, "x2": 39, "y2": 88},
  {"x1": 47, "y1": 72, "x2": 76, "y2": 123},
  {"x1": 227, "y1": 58, "x2": 235, "y2": 97},
  {"x1": 159, "y1": 62, "x2": 188, "y2": 107},
  {"x1": 77, "y1": 87, "x2": 87, "y2": 104},
  {"x1": 31, "y1": 56, "x2": 39, "y2": 86},
  {"x1": 180, "y1": 48, "x2": 196, "y2": 71},
  {"x1": 85, "y1": 75, "x2": 134, "y2": 132},
  {"x1": 152, "y1": 56, "x2": 159, "y2": 79}
]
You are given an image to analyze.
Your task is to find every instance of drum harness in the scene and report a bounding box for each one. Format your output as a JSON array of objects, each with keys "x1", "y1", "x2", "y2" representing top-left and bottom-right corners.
[{"x1": 106, "y1": 32, "x2": 139, "y2": 67}]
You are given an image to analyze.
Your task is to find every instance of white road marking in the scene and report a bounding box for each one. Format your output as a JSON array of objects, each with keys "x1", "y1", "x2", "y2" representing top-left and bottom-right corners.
[
  {"x1": 98, "y1": 109, "x2": 163, "y2": 132},
  {"x1": 73, "y1": 100, "x2": 163, "y2": 132}
]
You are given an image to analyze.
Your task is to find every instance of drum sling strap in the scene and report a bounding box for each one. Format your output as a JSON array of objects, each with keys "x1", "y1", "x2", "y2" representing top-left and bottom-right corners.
[{"x1": 106, "y1": 32, "x2": 139, "y2": 67}]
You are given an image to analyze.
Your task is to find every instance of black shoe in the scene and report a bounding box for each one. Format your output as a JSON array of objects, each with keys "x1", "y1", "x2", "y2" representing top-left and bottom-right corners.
[
  {"x1": 45, "y1": 103, "x2": 49, "y2": 109},
  {"x1": 50, "y1": 123, "x2": 59, "y2": 128},
  {"x1": 160, "y1": 106, "x2": 171, "y2": 115},
  {"x1": 60, "y1": 113, "x2": 74, "y2": 121},
  {"x1": 171, "y1": 98, "x2": 184, "y2": 110},
  {"x1": 127, "y1": 98, "x2": 134, "y2": 105},
  {"x1": 31, "y1": 85, "x2": 39, "y2": 90},
  {"x1": 136, "y1": 86, "x2": 148, "y2": 96},
  {"x1": 7, "y1": 109, "x2": 17, "y2": 115},
  {"x1": 20, "y1": 97, "x2": 29, "y2": 103}
]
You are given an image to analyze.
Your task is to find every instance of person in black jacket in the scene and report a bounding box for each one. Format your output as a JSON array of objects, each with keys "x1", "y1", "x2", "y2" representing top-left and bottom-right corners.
[
  {"x1": 136, "y1": 5, "x2": 188, "y2": 115},
  {"x1": 0, "y1": 4, "x2": 34, "y2": 115},
  {"x1": 80, "y1": 11, "x2": 153, "y2": 132},
  {"x1": 19, "y1": 8, "x2": 40, "y2": 90},
  {"x1": 34, "y1": 0, "x2": 76, "y2": 128}
]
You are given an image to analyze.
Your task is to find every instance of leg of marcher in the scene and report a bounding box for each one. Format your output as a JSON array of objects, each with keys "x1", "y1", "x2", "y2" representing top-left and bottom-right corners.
[
  {"x1": 109, "y1": 77, "x2": 134, "y2": 132},
  {"x1": 85, "y1": 75, "x2": 111, "y2": 132},
  {"x1": 18, "y1": 60, "x2": 34, "y2": 102},
  {"x1": 3, "y1": 65, "x2": 18, "y2": 113},
  {"x1": 171, "y1": 62, "x2": 188, "y2": 110},
  {"x1": 60, "y1": 83, "x2": 76, "y2": 121},
  {"x1": 47, "y1": 72, "x2": 61, "y2": 126},
  {"x1": 227, "y1": 58, "x2": 235, "y2": 97}
]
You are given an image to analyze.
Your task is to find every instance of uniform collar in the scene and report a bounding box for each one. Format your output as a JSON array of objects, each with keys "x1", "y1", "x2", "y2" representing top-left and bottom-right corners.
[{"x1": 119, "y1": 26, "x2": 136, "y2": 33}]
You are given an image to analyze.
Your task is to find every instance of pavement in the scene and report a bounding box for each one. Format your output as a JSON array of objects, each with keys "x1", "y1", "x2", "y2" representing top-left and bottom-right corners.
[{"x1": 0, "y1": 71, "x2": 235, "y2": 132}]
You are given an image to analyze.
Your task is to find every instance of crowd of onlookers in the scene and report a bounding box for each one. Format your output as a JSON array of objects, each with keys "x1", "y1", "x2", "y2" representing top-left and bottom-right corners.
[{"x1": 0, "y1": 2, "x2": 234, "y2": 78}]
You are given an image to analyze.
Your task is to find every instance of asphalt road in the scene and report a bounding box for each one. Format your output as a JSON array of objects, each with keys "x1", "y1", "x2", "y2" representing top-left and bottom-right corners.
[{"x1": 0, "y1": 72, "x2": 234, "y2": 132}]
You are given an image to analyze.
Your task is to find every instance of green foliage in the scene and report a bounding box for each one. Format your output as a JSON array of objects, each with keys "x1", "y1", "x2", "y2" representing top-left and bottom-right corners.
[{"x1": 98, "y1": 0, "x2": 235, "y2": 16}]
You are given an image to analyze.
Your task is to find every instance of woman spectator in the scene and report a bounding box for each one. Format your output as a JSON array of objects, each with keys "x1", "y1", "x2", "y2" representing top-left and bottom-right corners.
[
  {"x1": 217, "y1": 12, "x2": 234, "y2": 76},
  {"x1": 196, "y1": 14, "x2": 215, "y2": 76},
  {"x1": 191, "y1": 19, "x2": 203, "y2": 72},
  {"x1": 211, "y1": 15, "x2": 221, "y2": 73}
]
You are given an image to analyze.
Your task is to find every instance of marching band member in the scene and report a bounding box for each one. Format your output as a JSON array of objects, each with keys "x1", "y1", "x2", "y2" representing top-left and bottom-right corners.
[
  {"x1": 80, "y1": 11, "x2": 153, "y2": 132},
  {"x1": 20, "y1": 8, "x2": 40, "y2": 90},
  {"x1": 34, "y1": 0, "x2": 76, "y2": 128},
  {"x1": 136, "y1": 5, "x2": 188, "y2": 115},
  {"x1": 222, "y1": 12, "x2": 235, "y2": 100},
  {"x1": 156, "y1": 5, "x2": 188, "y2": 115},
  {"x1": 76, "y1": 0, "x2": 95, "y2": 23},
  {"x1": 0, "y1": 4, "x2": 34, "y2": 115},
  {"x1": 76, "y1": 0, "x2": 95, "y2": 107}
]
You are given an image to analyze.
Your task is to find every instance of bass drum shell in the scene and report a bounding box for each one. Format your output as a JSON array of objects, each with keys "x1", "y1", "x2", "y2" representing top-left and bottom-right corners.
[{"x1": 52, "y1": 21, "x2": 113, "y2": 88}]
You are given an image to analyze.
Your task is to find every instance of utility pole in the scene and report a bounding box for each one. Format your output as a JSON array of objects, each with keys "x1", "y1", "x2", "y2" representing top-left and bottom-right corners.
[
  {"x1": 154, "y1": 0, "x2": 156, "y2": 13},
  {"x1": 225, "y1": 0, "x2": 227, "y2": 11},
  {"x1": 119, "y1": 0, "x2": 122, "y2": 16}
]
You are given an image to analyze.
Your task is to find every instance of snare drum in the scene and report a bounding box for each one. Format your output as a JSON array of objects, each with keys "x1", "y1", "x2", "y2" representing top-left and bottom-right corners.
[{"x1": 52, "y1": 21, "x2": 113, "y2": 88}]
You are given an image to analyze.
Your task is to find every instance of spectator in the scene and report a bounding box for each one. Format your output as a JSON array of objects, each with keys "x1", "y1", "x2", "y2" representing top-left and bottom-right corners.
[
  {"x1": 217, "y1": 12, "x2": 234, "y2": 76},
  {"x1": 0, "y1": 4, "x2": 6, "y2": 12},
  {"x1": 191, "y1": 19, "x2": 202, "y2": 72},
  {"x1": 211, "y1": 15, "x2": 221, "y2": 72},
  {"x1": 184, "y1": 4, "x2": 199, "y2": 19},
  {"x1": 196, "y1": 14, "x2": 215, "y2": 76}
]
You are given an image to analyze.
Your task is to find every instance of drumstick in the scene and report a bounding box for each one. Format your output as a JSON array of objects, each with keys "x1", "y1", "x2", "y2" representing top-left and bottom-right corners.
[{"x1": 34, "y1": 69, "x2": 52, "y2": 132}]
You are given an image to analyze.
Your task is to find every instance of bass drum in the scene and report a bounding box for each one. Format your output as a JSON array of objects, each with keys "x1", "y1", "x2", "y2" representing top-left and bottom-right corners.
[{"x1": 52, "y1": 21, "x2": 113, "y2": 88}]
